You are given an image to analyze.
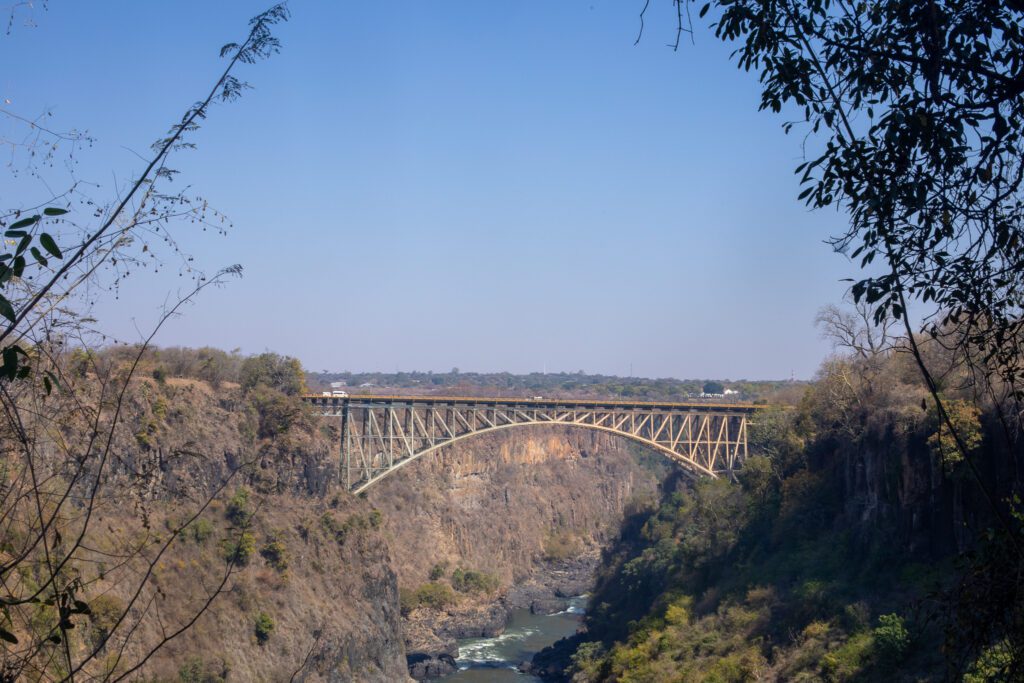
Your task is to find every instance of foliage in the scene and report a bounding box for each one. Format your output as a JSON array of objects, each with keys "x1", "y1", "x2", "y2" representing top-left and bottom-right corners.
[
  {"x1": 821, "y1": 632, "x2": 874, "y2": 682},
  {"x1": 86, "y1": 594, "x2": 125, "y2": 650},
  {"x1": 259, "y1": 539, "x2": 289, "y2": 573},
  {"x1": 429, "y1": 562, "x2": 448, "y2": 581},
  {"x1": 253, "y1": 611, "x2": 274, "y2": 645},
  {"x1": 190, "y1": 518, "x2": 215, "y2": 545},
  {"x1": 247, "y1": 384, "x2": 307, "y2": 439},
  {"x1": 413, "y1": 582, "x2": 457, "y2": 611},
  {"x1": 451, "y1": 568, "x2": 499, "y2": 594},
  {"x1": 703, "y1": 380, "x2": 725, "y2": 394},
  {"x1": 553, "y1": 349, "x2": 980, "y2": 681},
  {"x1": 177, "y1": 656, "x2": 228, "y2": 683},
  {"x1": 221, "y1": 532, "x2": 256, "y2": 566},
  {"x1": 873, "y1": 613, "x2": 910, "y2": 665},
  {"x1": 0, "y1": 5, "x2": 288, "y2": 678},
  {"x1": 928, "y1": 398, "x2": 982, "y2": 470},
  {"x1": 319, "y1": 511, "x2": 373, "y2": 545},
  {"x1": 225, "y1": 488, "x2": 252, "y2": 526},
  {"x1": 692, "y1": 0, "x2": 1024, "y2": 395},
  {"x1": 240, "y1": 352, "x2": 306, "y2": 396},
  {"x1": 964, "y1": 640, "x2": 1015, "y2": 683},
  {"x1": 543, "y1": 530, "x2": 584, "y2": 561},
  {"x1": 308, "y1": 368, "x2": 790, "y2": 403}
]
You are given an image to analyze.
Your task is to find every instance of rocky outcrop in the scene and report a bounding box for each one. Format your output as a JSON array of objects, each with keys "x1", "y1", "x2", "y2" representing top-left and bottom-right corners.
[{"x1": 371, "y1": 428, "x2": 664, "y2": 587}]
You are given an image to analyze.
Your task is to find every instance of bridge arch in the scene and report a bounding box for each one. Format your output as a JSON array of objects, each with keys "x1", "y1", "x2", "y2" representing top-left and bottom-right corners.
[
  {"x1": 349, "y1": 420, "x2": 720, "y2": 494},
  {"x1": 303, "y1": 395, "x2": 755, "y2": 494}
]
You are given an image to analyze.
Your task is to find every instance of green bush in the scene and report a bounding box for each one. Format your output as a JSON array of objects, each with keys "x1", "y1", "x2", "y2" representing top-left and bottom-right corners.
[
  {"x1": 225, "y1": 488, "x2": 251, "y2": 526},
  {"x1": 320, "y1": 512, "x2": 371, "y2": 545},
  {"x1": 86, "y1": 594, "x2": 125, "y2": 649},
  {"x1": 822, "y1": 632, "x2": 874, "y2": 681},
  {"x1": 399, "y1": 587, "x2": 420, "y2": 616},
  {"x1": 964, "y1": 640, "x2": 1013, "y2": 683},
  {"x1": 260, "y1": 539, "x2": 289, "y2": 572},
  {"x1": 873, "y1": 613, "x2": 910, "y2": 664},
  {"x1": 240, "y1": 353, "x2": 305, "y2": 395},
  {"x1": 451, "y1": 568, "x2": 499, "y2": 594},
  {"x1": 429, "y1": 562, "x2": 448, "y2": 581},
  {"x1": 254, "y1": 611, "x2": 274, "y2": 645},
  {"x1": 177, "y1": 656, "x2": 227, "y2": 683},
  {"x1": 189, "y1": 518, "x2": 214, "y2": 544},
  {"x1": 221, "y1": 531, "x2": 255, "y2": 566},
  {"x1": 248, "y1": 385, "x2": 305, "y2": 438},
  {"x1": 415, "y1": 582, "x2": 456, "y2": 610}
]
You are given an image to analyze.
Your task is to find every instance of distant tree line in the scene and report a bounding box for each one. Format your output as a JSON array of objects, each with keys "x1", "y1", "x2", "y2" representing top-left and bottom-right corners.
[{"x1": 308, "y1": 369, "x2": 796, "y2": 402}]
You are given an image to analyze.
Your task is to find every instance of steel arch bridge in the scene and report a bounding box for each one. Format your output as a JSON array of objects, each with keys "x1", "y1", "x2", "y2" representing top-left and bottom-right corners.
[{"x1": 303, "y1": 395, "x2": 758, "y2": 494}]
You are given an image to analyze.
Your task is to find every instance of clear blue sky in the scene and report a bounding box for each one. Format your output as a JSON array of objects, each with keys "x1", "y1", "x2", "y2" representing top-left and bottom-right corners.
[{"x1": 1, "y1": 1, "x2": 856, "y2": 380}]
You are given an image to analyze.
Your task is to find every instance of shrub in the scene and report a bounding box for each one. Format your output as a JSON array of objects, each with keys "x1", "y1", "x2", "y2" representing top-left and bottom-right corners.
[
  {"x1": 225, "y1": 488, "x2": 251, "y2": 526},
  {"x1": 821, "y1": 632, "x2": 874, "y2": 681},
  {"x1": 178, "y1": 656, "x2": 227, "y2": 683},
  {"x1": 189, "y1": 518, "x2": 214, "y2": 544},
  {"x1": 543, "y1": 530, "x2": 583, "y2": 561},
  {"x1": 399, "y1": 587, "x2": 419, "y2": 616},
  {"x1": 86, "y1": 594, "x2": 125, "y2": 649},
  {"x1": 964, "y1": 640, "x2": 1013, "y2": 683},
  {"x1": 873, "y1": 613, "x2": 910, "y2": 664},
  {"x1": 320, "y1": 512, "x2": 370, "y2": 544},
  {"x1": 248, "y1": 385, "x2": 305, "y2": 438},
  {"x1": 152, "y1": 366, "x2": 167, "y2": 384},
  {"x1": 415, "y1": 582, "x2": 456, "y2": 610},
  {"x1": 222, "y1": 532, "x2": 256, "y2": 566},
  {"x1": 664, "y1": 597, "x2": 692, "y2": 626},
  {"x1": 429, "y1": 562, "x2": 448, "y2": 581},
  {"x1": 451, "y1": 568, "x2": 499, "y2": 594},
  {"x1": 240, "y1": 353, "x2": 305, "y2": 395},
  {"x1": 254, "y1": 611, "x2": 274, "y2": 645},
  {"x1": 260, "y1": 539, "x2": 289, "y2": 572}
]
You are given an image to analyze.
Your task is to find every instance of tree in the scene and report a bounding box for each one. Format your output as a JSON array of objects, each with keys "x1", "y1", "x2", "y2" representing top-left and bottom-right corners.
[
  {"x1": 0, "y1": 5, "x2": 288, "y2": 679},
  {"x1": 643, "y1": 0, "x2": 1024, "y2": 675},
  {"x1": 240, "y1": 352, "x2": 306, "y2": 395},
  {"x1": 815, "y1": 299, "x2": 895, "y2": 360},
  {"x1": 703, "y1": 380, "x2": 724, "y2": 394}
]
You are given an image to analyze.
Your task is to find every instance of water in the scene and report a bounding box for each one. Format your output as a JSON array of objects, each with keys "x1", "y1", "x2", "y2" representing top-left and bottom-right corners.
[{"x1": 441, "y1": 597, "x2": 586, "y2": 681}]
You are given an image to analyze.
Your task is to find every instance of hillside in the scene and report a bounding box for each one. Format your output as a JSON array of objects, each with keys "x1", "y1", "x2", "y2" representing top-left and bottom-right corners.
[{"x1": 529, "y1": 344, "x2": 1024, "y2": 681}]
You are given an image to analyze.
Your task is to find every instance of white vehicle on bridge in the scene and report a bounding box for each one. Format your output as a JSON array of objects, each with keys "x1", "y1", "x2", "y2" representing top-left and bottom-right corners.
[{"x1": 331, "y1": 390, "x2": 349, "y2": 397}]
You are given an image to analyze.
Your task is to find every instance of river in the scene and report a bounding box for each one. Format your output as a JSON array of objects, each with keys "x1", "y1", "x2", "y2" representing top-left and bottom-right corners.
[{"x1": 441, "y1": 596, "x2": 586, "y2": 681}]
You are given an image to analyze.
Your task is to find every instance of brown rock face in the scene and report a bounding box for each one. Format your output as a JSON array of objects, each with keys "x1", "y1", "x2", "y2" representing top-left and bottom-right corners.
[
  {"x1": 369, "y1": 426, "x2": 665, "y2": 587},
  {"x1": 79, "y1": 377, "x2": 668, "y2": 681}
]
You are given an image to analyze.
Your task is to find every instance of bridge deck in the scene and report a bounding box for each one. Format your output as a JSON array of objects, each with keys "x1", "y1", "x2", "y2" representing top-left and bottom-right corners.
[{"x1": 302, "y1": 394, "x2": 759, "y2": 414}]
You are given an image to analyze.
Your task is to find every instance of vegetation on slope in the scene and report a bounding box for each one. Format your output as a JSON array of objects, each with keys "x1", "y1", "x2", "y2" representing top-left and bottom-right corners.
[{"x1": 541, "y1": 330, "x2": 1023, "y2": 682}]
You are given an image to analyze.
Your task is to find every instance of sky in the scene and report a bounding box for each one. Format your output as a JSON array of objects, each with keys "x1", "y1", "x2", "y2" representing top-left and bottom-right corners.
[{"x1": 0, "y1": 1, "x2": 857, "y2": 380}]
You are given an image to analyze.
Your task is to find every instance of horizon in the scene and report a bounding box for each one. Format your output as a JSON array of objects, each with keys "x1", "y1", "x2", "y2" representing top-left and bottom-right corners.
[{"x1": 3, "y1": 2, "x2": 855, "y2": 381}]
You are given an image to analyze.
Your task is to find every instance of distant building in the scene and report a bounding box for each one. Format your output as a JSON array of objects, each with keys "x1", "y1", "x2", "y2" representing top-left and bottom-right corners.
[
  {"x1": 359, "y1": 382, "x2": 376, "y2": 388},
  {"x1": 724, "y1": 389, "x2": 739, "y2": 395},
  {"x1": 330, "y1": 381, "x2": 347, "y2": 388}
]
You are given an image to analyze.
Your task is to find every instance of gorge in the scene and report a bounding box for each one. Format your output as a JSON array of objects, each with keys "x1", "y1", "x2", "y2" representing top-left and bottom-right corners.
[{"x1": 1, "y1": 346, "x2": 1018, "y2": 682}]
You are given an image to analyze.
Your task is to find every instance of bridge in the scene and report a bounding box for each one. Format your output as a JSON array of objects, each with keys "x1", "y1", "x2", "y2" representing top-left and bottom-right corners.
[{"x1": 303, "y1": 394, "x2": 759, "y2": 494}]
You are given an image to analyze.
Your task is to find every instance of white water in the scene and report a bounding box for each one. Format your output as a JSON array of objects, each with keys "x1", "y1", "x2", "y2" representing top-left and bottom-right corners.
[{"x1": 441, "y1": 596, "x2": 586, "y2": 681}]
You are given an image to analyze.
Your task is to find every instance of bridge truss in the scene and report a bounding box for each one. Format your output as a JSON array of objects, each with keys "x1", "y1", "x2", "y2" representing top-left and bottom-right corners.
[{"x1": 305, "y1": 395, "x2": 757, "y2": 494}]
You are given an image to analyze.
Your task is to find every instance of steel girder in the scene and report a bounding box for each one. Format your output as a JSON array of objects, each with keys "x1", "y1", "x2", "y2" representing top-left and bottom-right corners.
[{"x1": 303, "y1": 396, "x2": 754, "y2": 494}]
